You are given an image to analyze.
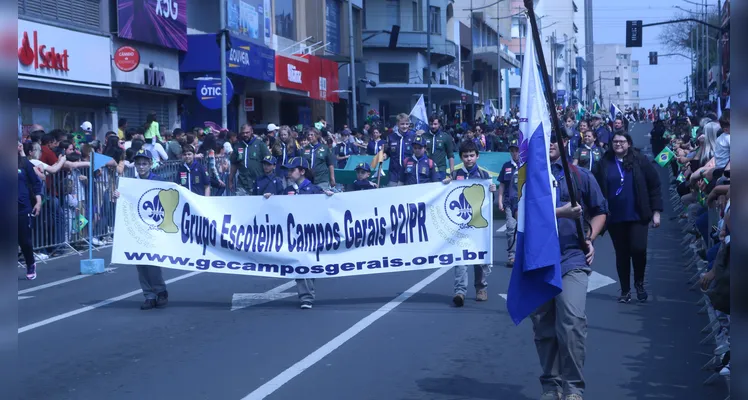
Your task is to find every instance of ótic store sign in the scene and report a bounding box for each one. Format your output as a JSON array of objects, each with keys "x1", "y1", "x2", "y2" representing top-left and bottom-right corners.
[{"x1": 196, "y1": 77, "x2": 235, "y2": 110}]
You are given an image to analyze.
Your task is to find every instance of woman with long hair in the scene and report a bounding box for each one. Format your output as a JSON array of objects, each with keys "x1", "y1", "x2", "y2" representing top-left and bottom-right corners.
[
  {"x1": 143, "y1": 112, "x2": 163, "y2": 143},
  {"x1": 592, "y1": 132, "x2": 663, "y2": 303}
]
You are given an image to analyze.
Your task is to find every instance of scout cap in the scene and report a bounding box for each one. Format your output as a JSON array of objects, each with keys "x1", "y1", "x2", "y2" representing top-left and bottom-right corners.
[
  {"x1": 284, "y1": 157, "x2": 310, "y2": 170},
  {"x1": 133, "y1": 149, "x2": 153, "y2": 161},
  {"x1": 354, "y1": 162, "x2": 371, "y2": 172},
  {"x1": 591, "y1": 113, "x2": 602, "y2": 120},
  {"x1": 262, "y1": 155, "x2": 277, "y2": 165},
  {"x1": 508, "y1": 138, "x2": 519, "y2": 149},
  {"x1": 412, "y1": 136, "x2": 427, "y2": 147}
]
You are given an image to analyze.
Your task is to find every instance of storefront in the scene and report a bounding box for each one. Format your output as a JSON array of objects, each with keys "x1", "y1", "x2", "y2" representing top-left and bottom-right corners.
[
  {"x1": 111, "y1": 39, "x2": 190, "y2": 134},
  {"x1": 179, "y1": 34, "x2": 275, "y2": 132},
  {"x1": 269, "y1": 54, "x2": 340, "y2": 128},
  {"x1": 18, "y1": 19, "x2": 112, "y2": 137}
]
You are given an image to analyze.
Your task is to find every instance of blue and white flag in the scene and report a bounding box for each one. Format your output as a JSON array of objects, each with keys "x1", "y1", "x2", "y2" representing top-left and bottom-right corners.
[
  {"x1": 506, "y1": 19, "x2": 562, "y2": 326},
  {"x1": 610, "y1": 103, "x2": 623, "y2": 118},
  {"x1": 409, "y1": 94, "x2": 429, "y2": 132}
]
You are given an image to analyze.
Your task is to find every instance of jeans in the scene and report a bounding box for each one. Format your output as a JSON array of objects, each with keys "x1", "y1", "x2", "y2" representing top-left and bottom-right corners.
[
  {"x1": 504, "y1": 208, "x2": 517, "y2": 261},
  {"x1": 296, "y1": 279, "x2": 315, "y2": 303},
  {"x1": 137, "y1": 265, "x2": 166, "y2": 300},
  {"x1": 453, "y1": 264, "x2": 490, "y2": 295}
]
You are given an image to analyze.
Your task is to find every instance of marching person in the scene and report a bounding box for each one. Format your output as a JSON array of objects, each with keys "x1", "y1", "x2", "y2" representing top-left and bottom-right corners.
[
  {"x1": 300, "y1": 128, "x2": 336, "y2": 190},
  {"x1": 573, "y1": 129, "x2": 602, "y2": 170},
  {"x1": 18, "y1": 142, "x2": 42, "y2": 280},
  {"x1": 533, "y1": 131, "x2": 607, "y2": 400},
  {"x1": 266, "y1": 157, "x2": 334, "y2": 309},
  {"x1": 497, "y1": 138, "x2": 520, "y2": 268},
  {"x1": 114, "y1": 149, "x2": 169, "y2": 310},
  {"x1": 422, "y1": 116, "x2": 456, "y2": 180},
  {"x1": 401, "y1": 136, "x2": 439, "y2": 185},
  {"x1": 385, "y1": 113, "x2": 416, "y2": 187},
  {"x1": 352, "y1": 162, "x2": 378, "y2": 190},
  {"x1": 336, "y1": 130, "x2": 356, "y2": 169},
  {"x1": 366, "y1": 128, "x2": 385, "y2": 156},
  {"x1": 175, "y1": 145, "x2": 210, "y2": 196},
  {"x1": 254, "y1": 156, "x2": 285, "y2": 196},
  {"x1": 229, "y1": 124, "x2": 270, "y2": 196},
  {"x1": 444, "y1": 140, "x2": 496, "y2": 306},
  {"x1": 592, "y1": 131, "x2": 662, "y2": 303}
]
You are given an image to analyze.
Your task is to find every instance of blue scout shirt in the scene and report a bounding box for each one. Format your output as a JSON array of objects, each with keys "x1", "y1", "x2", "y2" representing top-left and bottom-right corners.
[
  {"x1": 367, "y1": 139, "x2": 385, "y2": 156},
  {"x1": 136, "y1": 171, "x2": 161, "y2": 181},
  {"x1": 175, "y1": 161, "x2": 210, "y2": 195},
  {"x1": 254, "y1": 173, "x2": 285, "y2": 196},
  {"x1": 498, "y1": 160, "x2": 520, "y2": 211},
  {"x1": 283, "y1": 179, "x2": 325, "y2": 195},
  {"x1": 336, "y1": 141, "x2": 357, "y2": 169},
  {"x1": 353, "y1": 179, "x2": 377, "y2": 190},
  {"x1": 551, "y1": 159, "x2": 608, "y2": 275},
  {"x1": 452, "y1": 164, "x2": 490, "y2": 180},
  {"x1": 386, "y1": 130, "x2": 416, "y2": 183},
  {"x1": 605, "y1": 158, "x2": 640, "y2": 223},
  {"x1": 401, "y1": 154, "x2": 439, "y2": 185}
]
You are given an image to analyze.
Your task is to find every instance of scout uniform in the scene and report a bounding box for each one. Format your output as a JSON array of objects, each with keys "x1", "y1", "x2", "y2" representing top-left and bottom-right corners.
[
  {"x1": 367, "y1": 138, "x2": 385, "y2": 156},
  {"x1": 352, "y1": 162, "x2": 377, "y2": 191},
  {"x1": 422, "y1": 128, "x2": 455, "y2": 180},
  {"x1": 300, "y1": 143, "x2": 335, "y2": 189},
  {"x1": 574, "y1": 144, "x2": 603, "y2": 170},
  {"x1": 254, "y1": 156, "x2": 285, "y2": 196},
  {"x1": 498, "y1": 139, "x2": 521, "y2": 266},
  {"x1": 336, "y1": 137, "x2": 357, "y2": 169},
  {"x1": 231, "y1": 135, "x2": 270, "y2": 195},
  {"x1": 385, "y1": 129, "x2": 416, "y2": 186},
  {"x1": 401, "y1": 136, "x2": 439, "y2": 185},
  {"x1": 175, "y1": 159, "x2": 210, "y2": 196},
  {"x1": 133, "y1": 149, "x2": 168, "y2": 310}
]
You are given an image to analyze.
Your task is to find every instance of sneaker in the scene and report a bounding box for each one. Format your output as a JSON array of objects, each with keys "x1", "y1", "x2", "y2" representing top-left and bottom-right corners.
[
  {"x1": 34, "y1": 253, "x2": 49, "y2": 261},
  {"x1": 140, "y1": 299, "x2": 157, "y2": 310},
  {"x1": 564, "y1": 395, "x2": 583, "y2": 400},
  {"x1": 476, "y1": 289, "x2": 488, "y2": 301},
  {"x1": 540, "y1": 391, "x2": 561, "y2": 400},
  {"x1": 453, "y1": 293, "x2": 465, "y2": 307},
  {"x1": 719, "y1": 363, "x2": 730, "y2": 377},
  {"x1": 92, "y1": 238, "x2": 103, "y2": 246},
  {"x1": 634, "y1": 282, "x2": 648, "y2": 302},
  {"x1": 26, "y1": 263, "x2": 37, "y2": 280},
  {"x1": 618, "y1": 291, "x2": 631, "y2": 303},
  {"x1": 156, "y1": 291, "x2": 169, "y2": 308},
  {"x1": 300, "y1": 302, "x2": 313, "y2": 309},
  {"x1": 505, "y1": 260, "x2": 514, "y2": 268}
]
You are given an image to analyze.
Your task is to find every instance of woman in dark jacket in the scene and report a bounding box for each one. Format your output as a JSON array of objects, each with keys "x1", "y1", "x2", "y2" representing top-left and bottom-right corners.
[{"x1": 592, "y1": 132, "x2": 663, "y2": 303}]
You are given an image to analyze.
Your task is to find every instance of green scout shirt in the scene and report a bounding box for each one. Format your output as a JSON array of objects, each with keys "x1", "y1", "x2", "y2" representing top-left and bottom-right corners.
[
  {"x1": 300, "y1": 143, "x2": 335, "y2": 184},
  {"x1": 231, "y1": 136, "x2": 270, "y2": 191},
  {"x1": 421, "y1": 130, "x2": 455, "y2": 172},
  {"x1": 573, "y1": 145, "x2": 602, "y2": 170}
]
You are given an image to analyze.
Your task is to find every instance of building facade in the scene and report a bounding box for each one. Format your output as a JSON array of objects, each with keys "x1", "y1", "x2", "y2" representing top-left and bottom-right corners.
[{"x1": 593, "y1": 44, "x2": 640, "y2": 110}]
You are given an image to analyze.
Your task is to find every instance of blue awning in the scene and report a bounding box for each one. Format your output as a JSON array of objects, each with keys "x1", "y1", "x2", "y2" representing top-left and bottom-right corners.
[{"x1": 179, "y1": 34, "x2": 275, "y2": 83}]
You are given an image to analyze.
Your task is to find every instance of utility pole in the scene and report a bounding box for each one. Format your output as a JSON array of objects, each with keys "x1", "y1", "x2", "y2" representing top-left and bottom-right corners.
[
  {"x1": 686, "y1": 76, "x2": 690, "y2": 101},
  {"x1": 427, "y1": 0, "x2": 432, "y2": 116},
  {"x1": 717, "y1": 0, "x2": 722, "y2": 101},
  {"x1": 219, "y1": 0, "x2": 228, "y2": 129},
  {"x1": 599, "y1": 70, "x2": 602, "y2": 106},
  {"x1": 496, "y1": 0, "x2": 501, "y2": 116},
  {"x1": 705, "y1": 0, "x2": 709, "y2": 97},
  {"x1": 470, "y1": 0, "x2": 475, "y2": 123},
  {"x1": 348, "y1": 0, "x2": 357, "y2": 128}
]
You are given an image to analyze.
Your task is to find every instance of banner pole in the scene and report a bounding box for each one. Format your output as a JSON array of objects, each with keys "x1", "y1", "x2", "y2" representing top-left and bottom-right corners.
[{"x1": 523, "y1": 0, "x2": 588, "y2": 251}]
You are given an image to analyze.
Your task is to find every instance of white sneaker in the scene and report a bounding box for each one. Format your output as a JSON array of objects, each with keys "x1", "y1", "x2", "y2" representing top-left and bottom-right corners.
[
  {"x1": 34, "y1": 253, "x2": 49, "y2": 261},
  {"x1": 719, "y1": 363, "x2": 730, "y2": 376},
  {"x1": 92, "y1": 238, "x2": 103, "y2": 246}
]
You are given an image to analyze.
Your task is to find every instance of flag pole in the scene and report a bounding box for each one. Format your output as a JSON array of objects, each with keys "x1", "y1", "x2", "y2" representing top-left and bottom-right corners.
[{"x1": 523, "y1": 0, "x2": 587, "y2": 251}]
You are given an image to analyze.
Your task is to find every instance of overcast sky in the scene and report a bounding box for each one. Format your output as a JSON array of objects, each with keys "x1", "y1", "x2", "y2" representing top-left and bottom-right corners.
[{"x1": 593, "y1": 1, "x2": 708, "y2": 107}]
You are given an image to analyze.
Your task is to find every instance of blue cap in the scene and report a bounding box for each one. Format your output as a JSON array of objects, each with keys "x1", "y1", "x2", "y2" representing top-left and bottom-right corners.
[
  {"x1": 412, "y1": 136, "x2": 427, "y2": 147},
  {"x1": 262, "y1": 155, "x2": 277, "y2": 165},
  {"x1": 284, "y1": 157, "x2": 310, "y2": 170},
  {"x1": 133, "y1": 149, "x2": 153, "y2": 161},
  {"x1": 508, "y1": 138, "x2": 519, "y2": 149},
  {"x1": 354, "y1": 162, "x2": 371, "y2": 172}
]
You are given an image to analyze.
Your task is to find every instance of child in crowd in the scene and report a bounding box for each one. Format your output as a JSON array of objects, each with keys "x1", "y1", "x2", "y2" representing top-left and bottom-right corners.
[
  {"x1": 254, "y1": 156, "x2": 285, "y2": 196},
  {"x1": 175, "y1": 145, "x2": 210, "y2": 196},
  {"x1": 352, "y1": 162, "x2": 378, "y2": 190},
  {"x1": 401, "y1": 136, "x2": 439, "y2": 185}
]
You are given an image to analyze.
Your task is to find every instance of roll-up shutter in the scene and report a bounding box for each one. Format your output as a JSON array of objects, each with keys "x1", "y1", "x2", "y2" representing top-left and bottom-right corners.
[{"x1": 116, "y1": 91, "x2": 171, "y2": 132}]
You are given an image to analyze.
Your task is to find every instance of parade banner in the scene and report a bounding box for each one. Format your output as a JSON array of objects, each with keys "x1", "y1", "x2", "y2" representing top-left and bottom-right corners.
[{"x1": 112, "y1": 178, "x2": 493, "y2": 279}]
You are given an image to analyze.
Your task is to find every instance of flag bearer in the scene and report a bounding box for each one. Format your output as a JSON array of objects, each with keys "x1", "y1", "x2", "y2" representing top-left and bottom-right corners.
[
  {"x1": 175, "y1": 145, "x2": 210, "y2": 196},
  {"x1": 498, "y1": 138, "x2": 520, "y2": 267},
  {"x1": 352, "y1": 162, "x2": 378, "y2": 190},
  {"x1": 254, "y1": 156, "x2": 285, "y2": 196},
  {"x1": 401, "y1": 136, "x2": 439, "y2": 185},
  {"x1": 265, "y1": 157, "x2": 334, "y2": 309},
  {"x1": 114, "y1": 149, "x2": 168, "y2": 310},
  {"x1": 444, "y1": 140, "x2": 497, "y2": 306}
]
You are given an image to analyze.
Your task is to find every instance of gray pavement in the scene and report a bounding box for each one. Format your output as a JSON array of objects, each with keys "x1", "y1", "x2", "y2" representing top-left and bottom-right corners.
[{"x1": 19, "y1": 122, "x2": 727, "y2": 400}]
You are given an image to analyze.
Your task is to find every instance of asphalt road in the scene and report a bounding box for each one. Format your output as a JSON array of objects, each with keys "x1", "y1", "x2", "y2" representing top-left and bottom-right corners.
[{"x1": 18, "y1": 122, "x2": 727, "y2": 400}]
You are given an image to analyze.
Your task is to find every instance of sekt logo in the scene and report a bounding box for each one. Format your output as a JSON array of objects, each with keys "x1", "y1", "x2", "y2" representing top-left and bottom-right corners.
[
  {"x1": 18, "y1": 31, "x2": 69, "y2": 71},
  {"x1": 156, "y1": 0, "x2": 179, "y2": 20},
  {"x1": 287, "y1": 64, "x2": 302, "y2": 84}
]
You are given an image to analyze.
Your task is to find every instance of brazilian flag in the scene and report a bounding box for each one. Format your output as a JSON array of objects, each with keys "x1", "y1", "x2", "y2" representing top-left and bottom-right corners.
[{"x1": 655, "y1": 147, "x2": 676, "y2": 167}]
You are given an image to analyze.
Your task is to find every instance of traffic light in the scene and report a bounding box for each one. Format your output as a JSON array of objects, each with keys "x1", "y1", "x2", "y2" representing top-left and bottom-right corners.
[
  {"x1": 615, "y1": 77, "x2": 620, "y2": 86},
  {"x1": 626, "y1": 21, "x2": 643, "y2": 47},
  {"x1": 649, "y1": 51, "x2": 658, "y2": 65}
]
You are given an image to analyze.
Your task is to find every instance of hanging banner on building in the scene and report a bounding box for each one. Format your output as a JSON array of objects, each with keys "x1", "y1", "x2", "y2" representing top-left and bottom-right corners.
[
  {"x1": 226, "y1": 0, "x2": 272, "y2": 47},
  {"x1": 117, "y1": 0, "x2": 188, "y2": 51},
  {"x1": 111, "y1": 178, "x2": 494, "y2": 279}
]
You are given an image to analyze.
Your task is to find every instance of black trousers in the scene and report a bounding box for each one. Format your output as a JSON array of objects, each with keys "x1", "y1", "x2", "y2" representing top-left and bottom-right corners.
[
  {"x1": 18, "y1": 213, "x2": 35, "y2": 268},
  {"x1": 608, "y1": 221, "x2": 649, "y2": 293}
]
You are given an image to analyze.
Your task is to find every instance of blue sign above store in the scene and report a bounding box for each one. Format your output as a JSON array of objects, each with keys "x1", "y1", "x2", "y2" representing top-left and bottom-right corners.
[
  {"x1": 196, "y1": 77, "x2": 235, "y2": 110},
  {"x1": 179, "y1": 34, "x2": 275, "y2": 82}
]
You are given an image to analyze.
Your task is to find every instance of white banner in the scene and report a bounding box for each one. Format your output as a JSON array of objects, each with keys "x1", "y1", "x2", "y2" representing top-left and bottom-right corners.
[{"x1": 111, "y1": 178, "x2": 493, "y2": 279}]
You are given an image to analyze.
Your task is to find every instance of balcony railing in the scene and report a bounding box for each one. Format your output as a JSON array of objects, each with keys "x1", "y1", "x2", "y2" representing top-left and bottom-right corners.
[{"x1": 363, "y1": 30, "x2": 458, "y2": 60}]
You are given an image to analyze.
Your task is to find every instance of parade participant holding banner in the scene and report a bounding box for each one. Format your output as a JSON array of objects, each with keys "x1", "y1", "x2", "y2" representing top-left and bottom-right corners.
[
  {"x1": 422, "y1": 116, "x2": 455, "y2": 180},
  {"x1": 498, "y1": 138, "x2": 520, "y2": 268},
  {"x1": 229, "y1": 124, "x2": 270, "y2": 196},
  {"x1": 300, "y1": 128, "x2": 336, "y2": 190},
  {"x1": 385, "y1": 113, "x2": 416, "y2": 187},
  {"x1": 175, "y1": 145, "x2": 210, "y2": 196},
  {"x1": 401, "y1": 136, "x2": 439, "y2": 185},
  {"x1": 266, "y1": 157, "x2": 334, "y2": 309},
  {"x1": 352, "y1": 162, "x2": 378, "y2": 190},
  {"x1": 444, "y1": 140, "x2": 497, "y2": 306},
  {"x1": 114, "y1": 149, "x2": 169, "y2": 310},
  {"x1": 254, "y1": 156, "x2": 285, "y2": 197}
]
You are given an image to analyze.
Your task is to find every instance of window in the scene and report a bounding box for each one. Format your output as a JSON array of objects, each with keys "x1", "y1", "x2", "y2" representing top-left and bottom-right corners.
[
  {"x1": 429, "y1": 6, "x2": 441, "y2": 34},
  {"x1": 275, "y1": 0, "x2": 296, "y2": 40},
  {"x1": 412, "y1": 0, "x2": 423, "y2": 31},
  {"x1": 633, "y1": 78, "x2": 639, "y2": 85},
  {"x1": 379, "y1": 63, "x2": 409, "y2": 83},
  {"x1": 386, "y1": 0, "x2": 400, "y2": 27},
  {"x1": 19, "y1": 0, "x2": 101, "y2": 30},
  {"x1": 633, "y1": 91, "x2": 639, "y2": 97},
  {"x1": 632, "y1": 66, "x2": 639, "y2": 72}
]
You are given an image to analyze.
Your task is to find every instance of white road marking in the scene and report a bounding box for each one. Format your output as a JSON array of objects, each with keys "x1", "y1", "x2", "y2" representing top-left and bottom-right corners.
[
  {"x1": 18, "y1": 271, "x2": 202, "y2": 334},
  {"x1": 240, "y1": 267, "x2": 451, "y2": 400},
  {"x1": 496, "y1": 223, "x2": 507, "y2": 233},
  {"x1": 498, "y1": 271, "x2": 617, "y2": 300},
  {"x1": 231, "y1": 281, "x2": 297, "y2": 311},
  {"x1": 18, "y1": 268, "x2": 117, "y2": 295},
  {"x1": 18, "y1": 296, "x2": 34, "y2": 300}
]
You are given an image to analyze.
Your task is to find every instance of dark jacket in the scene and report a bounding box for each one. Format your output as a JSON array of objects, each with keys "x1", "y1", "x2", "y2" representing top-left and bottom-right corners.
[{"x1": 592, "y1": 148, "x2": 663, "y2": 223}]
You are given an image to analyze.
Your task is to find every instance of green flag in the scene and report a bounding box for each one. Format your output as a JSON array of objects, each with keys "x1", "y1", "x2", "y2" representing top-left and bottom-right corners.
[
  {"x1": 655, "y1": 147, "x2": 676, "y2": 167},
  {"x1": 676, "y1": 172, "x2": 686, "y2": 183},
  {"x1": 77, "y1": 214, "x2": 88, "y2": 232}
]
